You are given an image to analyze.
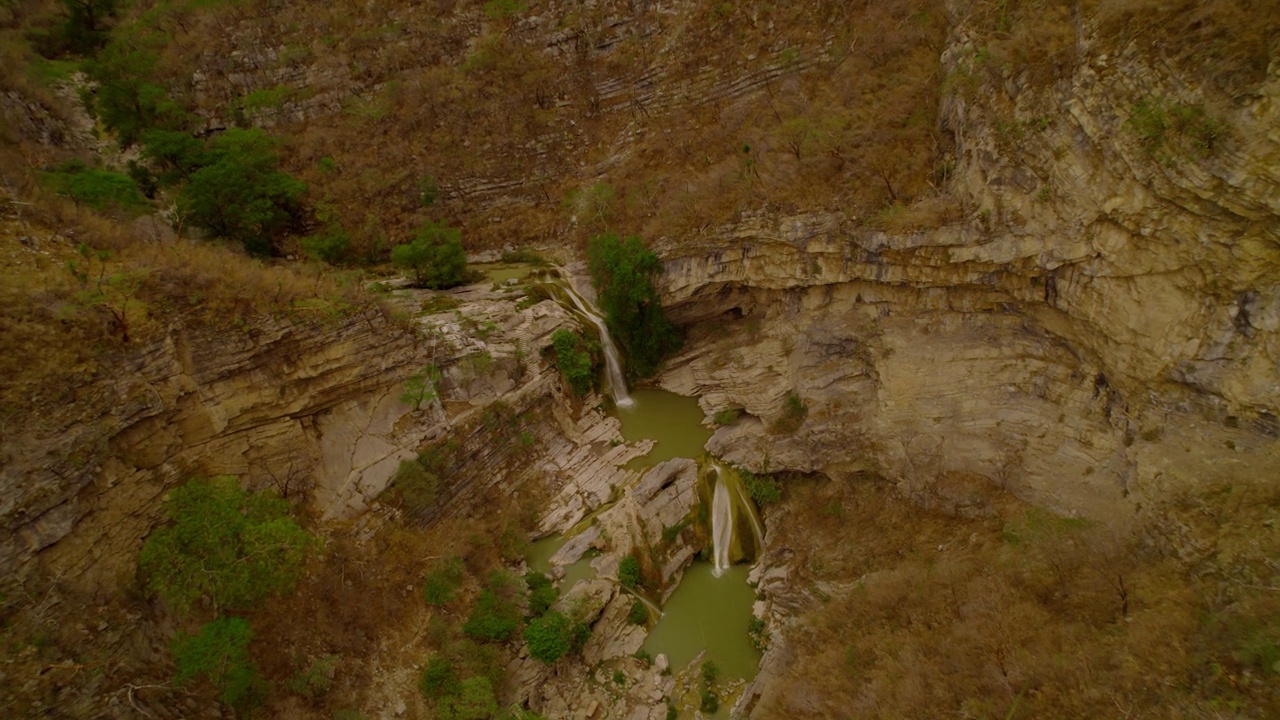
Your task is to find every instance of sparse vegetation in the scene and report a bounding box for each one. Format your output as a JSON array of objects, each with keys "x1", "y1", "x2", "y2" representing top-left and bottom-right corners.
[
  {"x1": 401, "y1": 364, "x2": 443, "y2": 410},
  {"x1": 712, "y1": 408, "x2": 741, "y2": 426},
  {"x1": 769, "y1": 393, "x2": 808, "y2": 434}
]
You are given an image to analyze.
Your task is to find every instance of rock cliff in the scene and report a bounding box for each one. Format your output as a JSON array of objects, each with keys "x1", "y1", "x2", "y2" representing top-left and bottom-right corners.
[{"x1": 654, "y1": 26, "x2": 1279, "y2": 523}]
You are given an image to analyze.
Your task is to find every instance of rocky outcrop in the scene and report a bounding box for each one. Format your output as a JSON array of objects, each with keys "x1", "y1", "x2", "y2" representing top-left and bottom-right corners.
[
  {"x1": 653, "y1": 38, "x2": 1280, "y2": 523},
  {"x1": 0, "y1": 276, "x2": 605, "y2": 595}
]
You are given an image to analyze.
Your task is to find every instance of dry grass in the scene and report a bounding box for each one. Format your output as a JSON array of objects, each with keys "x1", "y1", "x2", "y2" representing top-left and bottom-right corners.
[
  {"x1": 0, "y1": 191, "x2": 370, "y2": 412},
  {"x1": 755, "y1": 474, "x2": 1280, "y2": 719}
]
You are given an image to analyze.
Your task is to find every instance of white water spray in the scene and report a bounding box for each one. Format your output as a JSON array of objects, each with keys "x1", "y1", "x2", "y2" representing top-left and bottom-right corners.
[
  {"x1": 559, "y1": 278, "x2": 634, "y2": 408},
  {"x1": 711, "y1": 472, "x2": 733, "y2": 577}
]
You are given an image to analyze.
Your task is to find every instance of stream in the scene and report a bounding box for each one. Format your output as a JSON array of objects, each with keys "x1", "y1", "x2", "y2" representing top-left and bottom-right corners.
[{"x1": 516, "y1": 263, "x2": 763, "y2": 717}]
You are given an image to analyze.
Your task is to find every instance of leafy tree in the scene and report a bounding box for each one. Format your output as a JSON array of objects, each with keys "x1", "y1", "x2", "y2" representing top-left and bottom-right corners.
[
  {"x1": 586, "y1": 233, "x2": 681, "y2": 378},
  {"x1": 394, "y1": 457, "x2": 441, "y2": 514},
  {"x1": 628, "y1": 598, "x2": 649, "y2": 625},
  {"x1": 423, "y1": 556, "x2": 466, "y2": 606},
  {"x1": 42, "y1": 160, "x2": 148, "y2": 214},
  {"x1": 550, "y1": 328, "x2": 595, "y2": 395},
  {"x1": 171, "y1": 617, "x2": 266, "y2": 711},
  {"x1": 618, "y1": 555, "x2": 641, "y2": 589},
  {"x1": 437, "y1": 676, "x2": 498, "y2": 720},
  {"x1": 391, "y1": 220, "x2": 467, "y2": 289},
  {"x1": 419, "y1": 655, "x2": 459, "y2": 698},
  {"x1": 176, "y1": 129, "x2": 306, "y2": 255},
  {"x1": 140, "y1": 129, "x2": 211, "y2": 186},
  {"x1": 525, "y1": 571, "x2": 558, "y2": 617},
  {"x1": 523, "y1": 610, "x2": 572, "y2": 663},
  {"x1": 84, "y1": 39, "x2": 189, "y2": 146},
  {"x1": 701, "y1": 659, "x2": 720, "y2": 685},
  {"x1": 60, "y1": 0, "x2": 118, "y2": 54},
  {"x1": 463, "y1": 572, "x2": 522, "y2": 643},
  {"x1": 139, "y1": 476, "x2": 314, "y2": 614}
]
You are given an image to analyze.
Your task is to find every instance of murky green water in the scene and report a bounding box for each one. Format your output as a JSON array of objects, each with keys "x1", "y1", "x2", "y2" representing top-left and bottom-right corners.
[
  {"x1": 642, "y1": 562, "x2": 761, "y2": 680},
  {"x1": 526, "y1": 535, "x2": 598, "y2": 589},
  {"x1": 474, "y1": 262, "x2": 536, "y2": 284},
  {"x1": 615, "y1": 388, "x2": 711, "y2": 468}
]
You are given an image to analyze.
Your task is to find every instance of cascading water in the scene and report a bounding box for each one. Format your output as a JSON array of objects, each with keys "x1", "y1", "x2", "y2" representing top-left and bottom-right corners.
[
  {"x1": 557, "y1": 277, "x2": 634, "y2": 408},
  {"x1": 711, "y1": 472, "x2": 734, "y2": 577}
]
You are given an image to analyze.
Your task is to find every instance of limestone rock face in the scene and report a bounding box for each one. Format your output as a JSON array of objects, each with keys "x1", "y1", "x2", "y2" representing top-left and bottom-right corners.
[
  {"x1": 0, "y1": 280, "x2": 586, "y2": 593},
  {"x1": 654, "y1": 41, "x2": 1280, "y2": 523}
]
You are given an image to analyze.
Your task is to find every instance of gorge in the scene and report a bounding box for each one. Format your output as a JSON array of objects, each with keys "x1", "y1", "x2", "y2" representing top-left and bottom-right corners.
[{"x1": 1, "y1": 1, "x2": 1278, "y2": 719}]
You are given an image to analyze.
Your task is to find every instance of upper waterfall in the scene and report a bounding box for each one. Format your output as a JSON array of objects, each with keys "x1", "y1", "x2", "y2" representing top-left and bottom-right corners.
[{"x1": 559, "y1": 276, "x2": 634, "y2": 408}]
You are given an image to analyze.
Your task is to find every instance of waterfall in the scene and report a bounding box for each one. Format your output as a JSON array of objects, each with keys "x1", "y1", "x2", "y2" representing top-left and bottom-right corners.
[
  {"x1": 559, "y1": 279, "x2": 634, "y2": 408},
  {"x1": 711, "y1": 473, "x2": 733, "y2": 577}
]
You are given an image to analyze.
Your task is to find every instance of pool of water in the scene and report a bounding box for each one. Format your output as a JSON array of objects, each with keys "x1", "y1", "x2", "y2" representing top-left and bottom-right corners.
[
  {"x1": 641, "y1": 563, "x2": 761, "y2": 682},
  {"x1": 614, "y1": 388, "x2": 712, "y2": 468},
  {"x1": 525, "y1": 535, "x2": 598, "y2": 590},
  {"x1": 474, "y1": 262, "x2": 537, "y2": 284}
]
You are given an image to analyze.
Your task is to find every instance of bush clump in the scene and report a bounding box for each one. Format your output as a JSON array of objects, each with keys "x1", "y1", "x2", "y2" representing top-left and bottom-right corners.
[
  {"x1": 172, "y1": 617, "x2": 266, "y2": 711},
  {"x1": 463, "y1": 572, "x2": 523, "y2": 643},
  {"x1": 392, "y1": 220, "x2": 467, "y2": 289},
  {"x1": 586, "y1": 233, "x2": 681, "y2": 379},
  {"x1": 423, "y1": 556, "x2": 466, "y2": 606},
  {"x1": 618, "y1": 555, "x2": 641, "y2": 589},
  {"x1": 139, "y1": 476, "x2": 313, "y2": 613},
  {"x1": 551, "y1": 328, "x2": 596, "y2": 396}
]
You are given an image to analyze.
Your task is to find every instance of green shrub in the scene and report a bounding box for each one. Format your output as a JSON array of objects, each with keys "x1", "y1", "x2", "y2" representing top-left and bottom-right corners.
[
  {"x1": 618, "y1": 555, "x2": 641, "y2": 589},
  {"x1": 627, "y1": 598, "x2": 649, "y2": 626},
  {"x1": 300, "y1": 227, "x2": 351, "y2": 264},
  {"x1": 288, "y1": 654, "x2": 339, "y2": 701},
  {"x1": 437, "y1": 676, "x2": 498, "y2": 720},
  {"x1": 393, "y1": 458, "x2": 440, "y2": 513},
  {"x1": 741, "y1": 470, "x2": 782, "y2": 505},
  {"x1": 499, "y1": 247, "x2": 548, "y2": 265},
  {"x1": 551, "y1": 328, "x2": 595, "y2": 396},
  {"x1": 586, "y1": 233, "x2": 681, "y2": 379},
  {"x1": 423, "y1": 556, "x2": 466, "y2": 606},
  {"x1": 699, "y1": 689, "x2": 719, "y2": 713},
  {"x1": 661, "y1": 519, "x2": 690, "y2": 545},
  {"x1": 391, "y1": 220, "x2": 467, "y2": 289},
  {"x1": 747, "y1": 615, "x2": 768, "y2": 651},
  {"x1": 401, "y1": 364, "x2": 442, "y2": 410},
  {"x1": 138, "y1": 476, "x2": 313, "y2": 613},
  {"x1": 612, "y1": 669, "x2": 626, "y2": 686},
  {"x1": 171, "y1": 617, "x2": 266, "y2": 711},
  {"x1": 525, "y1": 571, "x2": 558, "y2": 617},
  {"x1": 419, "y1": 655, "x2": 459, "y2": 698},
  {"x1": 524, "y1": 610, "x2": 572, "y2": 663},
  {"x1": 770, "y1": 393, "x2": 808, "y2": 434},
  {"x1": 712, "y1": 408, "x2": 741, "y2": 426},
  {"x1": 1128, "y1": 98, "x2": 1229, "y2": 159},
  {"x1": 701, "y1": 659, "x2": 720, "y2": 686},
  {"x1": 463, "y1": 573, "x2": 522, "y2": 643}
]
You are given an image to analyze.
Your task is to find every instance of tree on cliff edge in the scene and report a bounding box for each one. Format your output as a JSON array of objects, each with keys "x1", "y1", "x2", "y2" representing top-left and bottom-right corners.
[{"x1": 586, "y1": 233, "x2": 681, "y2": 379}]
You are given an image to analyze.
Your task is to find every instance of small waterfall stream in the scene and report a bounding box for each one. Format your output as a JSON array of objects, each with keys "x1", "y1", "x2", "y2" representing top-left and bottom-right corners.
[
  {"x1": 711, "y1": 473, "x2": 733, "y2": 576},
  {"x1": 558, "y1": 277, "x2": 634, "y2": 408}
]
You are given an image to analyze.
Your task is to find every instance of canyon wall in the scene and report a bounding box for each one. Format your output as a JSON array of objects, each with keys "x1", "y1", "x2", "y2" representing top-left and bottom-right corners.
[{"x1": 655, "y1": 36, "x2": 1280, "y2": 522}]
